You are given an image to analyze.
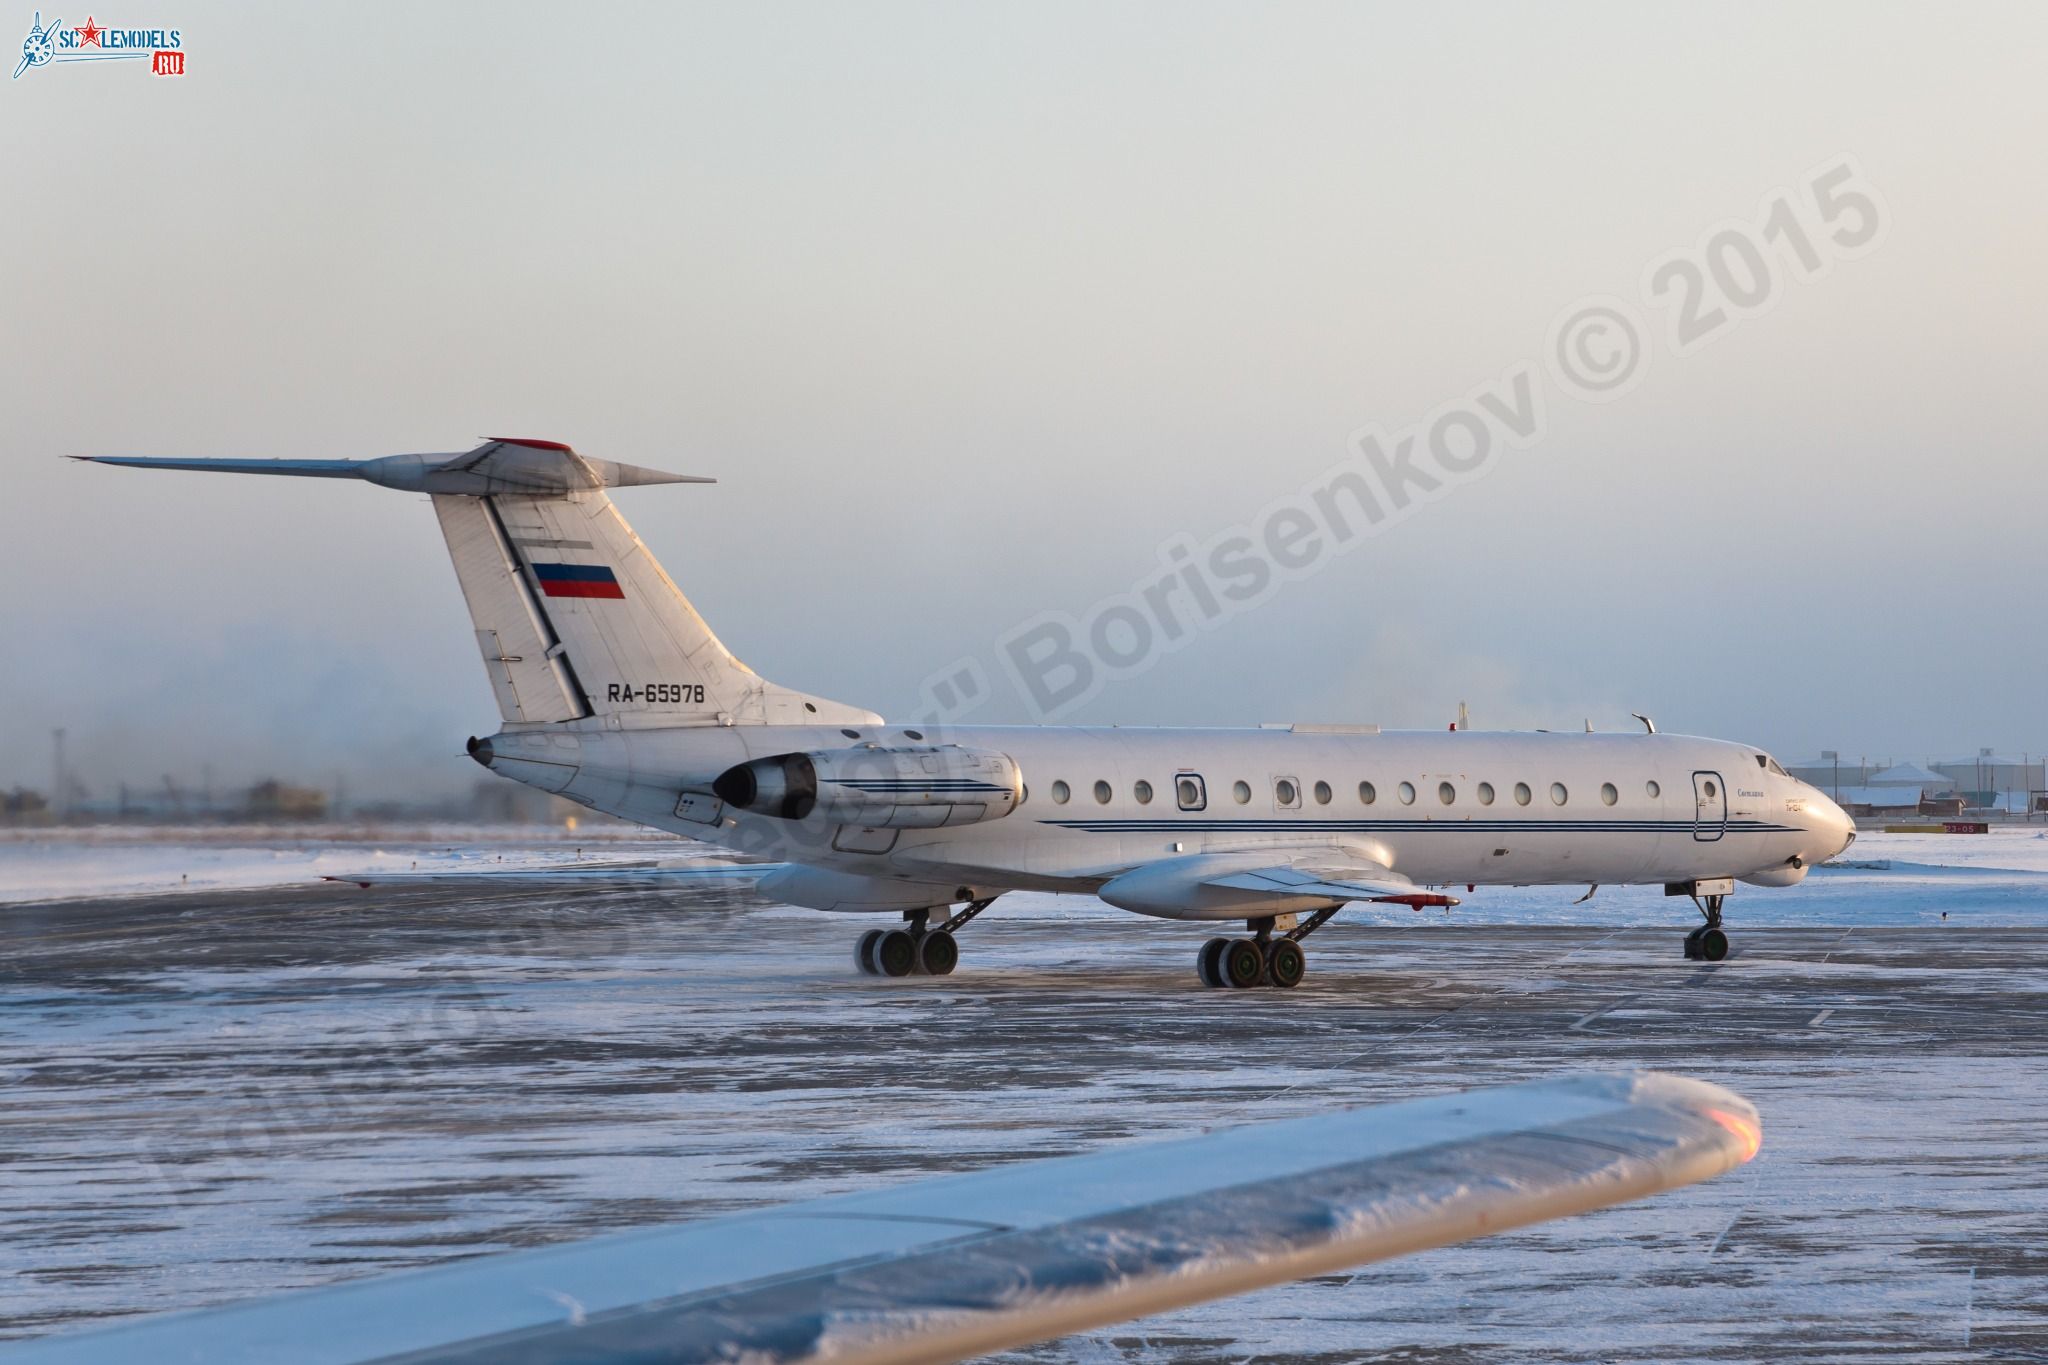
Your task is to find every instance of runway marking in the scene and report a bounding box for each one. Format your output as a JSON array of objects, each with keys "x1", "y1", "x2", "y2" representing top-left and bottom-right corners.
[
  {"x1": 1568, "y1": 995, "x2": 1634, "y2": 1033},
  {"x1": 1808, "y1": 1007, "x2": 1835, "y2": 1027},
  {"x1": 1706, "y1": 1207, "x2": 1744, "y2": 1257},
  {"x1": 1821, "y1": 927, "x2": 1855, "y2": 963}
]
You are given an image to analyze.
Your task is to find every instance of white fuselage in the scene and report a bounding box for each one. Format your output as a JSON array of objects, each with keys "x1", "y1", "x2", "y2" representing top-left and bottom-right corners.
[{"x1": 481, "y1": 721, "x2": 1856, "y2": 918}]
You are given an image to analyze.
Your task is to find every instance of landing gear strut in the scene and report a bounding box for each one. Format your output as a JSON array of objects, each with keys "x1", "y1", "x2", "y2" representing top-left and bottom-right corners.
[
  {"x1": 1196, "y1": 909, "x2": 1339, "y2": 989},
  {"x1": 1684, "y1": 893, "x2": 1731, "y2": 962},
  {"x1": 856, "y1": 898, "x2": 996, "y2": 977}
]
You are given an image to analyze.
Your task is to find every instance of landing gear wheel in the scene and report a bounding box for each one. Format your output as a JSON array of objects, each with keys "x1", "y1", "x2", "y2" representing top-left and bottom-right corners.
[
  {"x1": 1265, "y1": 938, "x2": 1306, "y2": 989},
  {"x1": 869, "y1": 928, "x2": 917, "y2": 978},
  {"x1": 1221, "y1": 938, "x2": 1266, "y2": 989},
  {"x1": 1197, "y1": 937, "x2": 1228, "y2": 988},
  {"x1": 1684, "y1": 892, "x2": 1731, "y2": 962},
  {"x1": 917, "y1": 929, "x2": 959, "y2": 977},
  {"x1": 856, "y1": 928, "x2": 885, "y2": 975}
]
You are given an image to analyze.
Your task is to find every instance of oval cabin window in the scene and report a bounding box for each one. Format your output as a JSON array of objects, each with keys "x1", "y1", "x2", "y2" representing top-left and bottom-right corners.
[
  {"x1": 1398, "y1": 781, "x2": 1417, "y2": 805},
  {"x1": 1600, "y1": 782, "x2": 1619, "y2": 806},
  {"x1": 1051, "y1": 780, "x2": 1071, "y2": 804},
  {"x1": 1514, "y1": 782, "x2": 1532, "y2": 806},
  {"x1": 1133, "y1": 779, "x2": 1153, "y2": 805},
  {"x1": 1551, "y1": 782, "x2": 1569, "y2": 805}
]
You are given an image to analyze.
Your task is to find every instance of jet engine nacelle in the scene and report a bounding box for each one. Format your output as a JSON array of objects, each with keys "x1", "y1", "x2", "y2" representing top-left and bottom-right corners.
[{"x1": 712, "y1": 745, "x2": 1023, "y2": 828}]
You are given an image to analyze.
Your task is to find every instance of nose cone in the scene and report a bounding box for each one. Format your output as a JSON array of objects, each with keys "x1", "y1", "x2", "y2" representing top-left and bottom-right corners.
[{"x1": 1803, "y1": 786, "x2": 1855, "y2": 861}]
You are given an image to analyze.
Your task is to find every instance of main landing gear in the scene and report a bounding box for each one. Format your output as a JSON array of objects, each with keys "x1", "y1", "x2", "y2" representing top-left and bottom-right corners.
[
  {"x1": 855, "y1": 898, "x2": 996, "y2": 978},
  {"x1": 1196, "y1": 909, "x2": 1339, "y2": 989}
]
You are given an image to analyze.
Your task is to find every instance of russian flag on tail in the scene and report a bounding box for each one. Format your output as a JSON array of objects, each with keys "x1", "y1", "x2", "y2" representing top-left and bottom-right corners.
[{"x1": 532, "y1": 562, "x2": 625, "y2": 600}]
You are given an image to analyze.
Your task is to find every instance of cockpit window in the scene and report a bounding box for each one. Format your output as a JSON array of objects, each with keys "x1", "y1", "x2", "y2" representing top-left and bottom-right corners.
[{"x1": 1758, "y1": 754, "x2": 1788, "y2": 776}]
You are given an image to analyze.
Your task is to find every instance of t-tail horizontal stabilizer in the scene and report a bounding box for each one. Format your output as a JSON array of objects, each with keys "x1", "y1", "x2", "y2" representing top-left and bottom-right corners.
[
  {"x1": 72, "y1": 437, "x2": 713, "y2": 496},
  {"x1": 80, "y1": 437, "x2": 879, "y2": 729}
]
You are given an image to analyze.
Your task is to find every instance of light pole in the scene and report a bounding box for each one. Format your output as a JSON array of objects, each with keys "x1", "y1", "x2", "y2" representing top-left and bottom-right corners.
[{"x1": 52, "y1": 728, "x2": 67, "y2": 822}]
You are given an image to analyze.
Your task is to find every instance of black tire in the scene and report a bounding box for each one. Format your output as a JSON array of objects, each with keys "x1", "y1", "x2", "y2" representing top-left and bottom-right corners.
[
  {"x1": 1682, "y1": 926, "x2": 1703, "y2": 961},
  {"x1": 1221, "y1": 938, "x2": 1266, "y2": 989},
  {"x1": 1266, "y1": 938, "x2": 1306, "y2": 989},
  {"x1": 856, "y1": 928, "x2": 885, "y2": 975},
  {"x1": 874, "y1": 928, "x2": 918, "y2": 978},
  {"x1": 917, "y1": 929, "x2": 959, "y2": 977},
  {"x1": 1197, "y1": 937, "x2": 1228, "y2": 988},
  {"x1": 1698, "y1": 927, "x2": 1730, "y2": 962}
]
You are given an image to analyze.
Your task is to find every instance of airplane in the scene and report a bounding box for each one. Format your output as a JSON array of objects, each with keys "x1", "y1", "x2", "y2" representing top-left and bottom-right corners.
[
  {"x1": 0, "y1": 1071, "x2": 1762, "y2": 1364},
  {"x1": 80, "y1": 439, "x2": 1856, "y2": 986}
]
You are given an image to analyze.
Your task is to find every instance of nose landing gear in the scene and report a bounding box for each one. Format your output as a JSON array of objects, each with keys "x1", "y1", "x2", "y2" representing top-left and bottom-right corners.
[
  {"x1": 856, "y1": 898, "x2": 996, "y2": 977},
  {"x1": 1683, "y1": 892, "x2": 1731, "y2": 962}
]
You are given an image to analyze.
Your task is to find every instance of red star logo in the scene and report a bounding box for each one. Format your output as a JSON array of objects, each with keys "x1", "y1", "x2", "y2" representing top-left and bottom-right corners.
[{"x1": 75, "y1": 16, "x2": 102, "y2": 46}]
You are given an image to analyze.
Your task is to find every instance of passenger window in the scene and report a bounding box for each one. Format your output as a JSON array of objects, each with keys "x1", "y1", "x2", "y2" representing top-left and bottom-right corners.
[
  {"x1": 1600, "y1": 782, "x2": 1618, "y2": 806},
  {"x1": 1134, "y1": 779, "x2": 1154, "y2": 805},
  {"x1": 1646, "y1": 780, "x2": 1661, "y2": 799},
  {"x1": 1477, "y1": 781, "x2": 1495, "y2": 805},
  {"x1": 1313, "y1": 780, "x2": 1332, "y2": 805},
  {"x1": 1232, "y1": 780, "x2": 1252, "y2": 804},
  {"x1": 1514, "y1": 782, "x2": 1532, "y2": 806},
  {"x1": 1051, "y1": 780, "x2": 1070, "y2": 804},
  {"x1": 1398, "y1": 781, "x2": 1417, "y2": 805},
  {"x1": 1437, "y1": 781, "x2": 1456, "y2": 805},
  {"x1": 1274, "y1": 778, "x2": 1300, "y2": 809},
  {"x1": 1176, "y1": 774, "x2": 1207, "y2": 811},
  {"x1": 1093, "y1": 780, "x2": 1112, "y2": 805},
  {"x1": 1359, "y1": 781, "x2": 1377, "y2": 805},
  {"x1": 1551, "y1": 782, "x2": 1569, "y2": 805}
]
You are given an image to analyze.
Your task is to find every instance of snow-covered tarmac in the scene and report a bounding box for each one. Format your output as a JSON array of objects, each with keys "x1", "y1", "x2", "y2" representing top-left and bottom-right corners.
[{"x1": 2, "y1": 830, "x2": 2044, "y2": 1359}]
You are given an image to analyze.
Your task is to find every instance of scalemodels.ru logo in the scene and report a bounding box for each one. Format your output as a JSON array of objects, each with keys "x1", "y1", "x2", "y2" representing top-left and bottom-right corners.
[{"x1": 14, "y1": 11, "x2": 184, "y2": 79}]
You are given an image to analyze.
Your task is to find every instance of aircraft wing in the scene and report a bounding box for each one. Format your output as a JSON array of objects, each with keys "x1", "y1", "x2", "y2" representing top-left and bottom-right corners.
[
  {"x1": 1098, "y1": 850, "x2": 1458, "y2": 916},
  {"x1": 0, "y1": 1071, "x2": 1760, "y2": 1365},
  {"x1": 1204, "y1": 857, "x2": 1434, "y2": 903},
  {"x1": 321, "y1": 859, "x2": 783, "y2": 890}
]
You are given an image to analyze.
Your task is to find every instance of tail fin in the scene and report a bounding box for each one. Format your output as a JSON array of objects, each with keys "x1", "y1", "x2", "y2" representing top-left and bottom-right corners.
[{"x1": 78, "y1": 439, "x2": 879, "y2": 729}]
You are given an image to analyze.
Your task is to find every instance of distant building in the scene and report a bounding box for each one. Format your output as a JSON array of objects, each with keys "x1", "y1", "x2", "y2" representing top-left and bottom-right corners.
[
  {"x1": 1865, "y1": 762, "x2": 1952, "y2": 793},
  {"x1": 1931, "y1": 750, "x2": 2044, "y2": 806},
  {"x1": 1, "y1": 788, "x2": 51, "y2": 825},
  {"x1": 1833, "y1": 786, "x2": 1921, "y2": 817},
  {"x1": 244, "y1": 780, "x2": 329, "y2": 821},
  {"x1": 1787, "y1": 755, "x2": 1869, "y2": 797}
]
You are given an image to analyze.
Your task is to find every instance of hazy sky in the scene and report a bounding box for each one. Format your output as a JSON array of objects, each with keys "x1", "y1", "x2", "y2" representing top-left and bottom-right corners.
[{"x1": 4, "y1": 2, "x2": 2044, "y2": 800}]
